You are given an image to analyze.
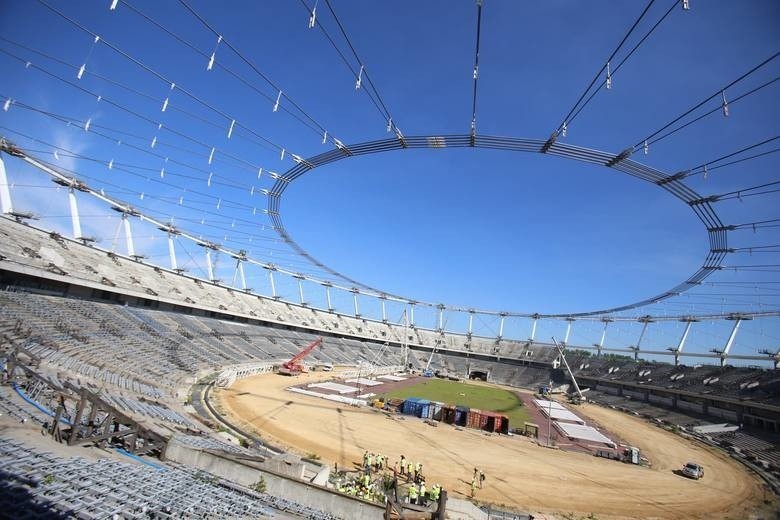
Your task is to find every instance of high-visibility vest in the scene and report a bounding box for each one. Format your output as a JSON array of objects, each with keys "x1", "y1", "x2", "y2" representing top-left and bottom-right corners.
[{"x1": 409, "y1": 486, "x2": 418, "y2": 498}]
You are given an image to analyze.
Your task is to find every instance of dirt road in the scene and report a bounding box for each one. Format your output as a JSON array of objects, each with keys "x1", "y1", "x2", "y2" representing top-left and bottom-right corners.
[{"x1": 216, "y1": 371, "x2": 771, "y2": 519}]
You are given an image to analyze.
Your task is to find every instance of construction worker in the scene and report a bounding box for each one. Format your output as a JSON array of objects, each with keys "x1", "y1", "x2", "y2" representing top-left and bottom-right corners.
[
  {"x1": 479, "y1": 469, "x2": 485, "y2": 489},
  {"x1": 394, "y1": 460, "x2": 399, "y2": 475},
  {"x1": 470, "y1": 477, "x2": 477, "y2": 498},
  {"x1": 419, "y1": 481, "x2": 427, "y2": 506},
  {"x1": 414, "y1": 462, "x2": 422, "y2": 482},
  {"x1": 432, "y1": 484, "x2": 441, "y2": 503},
  {"x1": 400, "y1": 454, "x2": 406, "y2": 475},
  {"x1": 408, "y1": 484, "x2": 418, "y2": 505},
  {"x1": 407, "y1": 461, "x2": 414, "y2": 480}
]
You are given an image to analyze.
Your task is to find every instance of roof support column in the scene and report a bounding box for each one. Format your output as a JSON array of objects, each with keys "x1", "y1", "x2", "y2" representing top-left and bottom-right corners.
[
  {"x1": 0, "y1": 153, "x2": 13, "y2": 214},
  {"x1": 122, "y1": 213, "x2": 135, "y2": 258},
  {"x1": 674, "y1": 319, "x2": 695, "y2": 366},
  {"x1": 295, "y1": 275, "x2": 306, "y2": 306},
  {"x1": 68, "y1": 187, "x2": 83, "y2": 241},
  {"x1": 205, "y1": 248, "x2": 215, "y2": 282},
  {"x1": 564, "y1": 318, "x2": 574, "y2": 345},
  {"x1": 352, "y1": 288, "x2": 360, "y2": 317},
  {"x1": 167, "y1": 234, "x2": 178, "y2": 271},
  {"x1": 632, "y1": 317, "x2": 653, "y2": 362},
  {"x1": 721, "y1": 316, "x2": 744, "y2": 367},
  {"x1": 236, "y1": 260, "x2": 247, "y2": 291},
  {"x1": 267, "y1": 268, "x2": 277, "y2": 299},
  {"x1": 324, "y1": 283, "x2": 334, "y2": 312},
  {"x1": 596, "y1": 318, "x2": 612, "y2": 357},
  {"x1": 530, "y1": 315, "x2": 539, "y2": 343}
]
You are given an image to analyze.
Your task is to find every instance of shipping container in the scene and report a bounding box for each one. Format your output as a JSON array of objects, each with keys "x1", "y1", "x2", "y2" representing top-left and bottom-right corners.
[
  {"x1": 417, "y1": 399, "x2": 431, "y2": 419},
  {"x1": 467, "y1": 409, "x2": 488, "y2": 430},
  {"x1": 441, "y1": 405, "x2": 457, "y2": 424},
  {"x1": 387, "y1": 398, "x2": 406, "y2": 413},
  {"x1": 455, "y1": 405, "x2": 470, "y2": 426},
  {"x1": 482, "y1": 411, "x2": 509, "y2": 433},
  {"x1": 402, "y1": 397, "x2": 420, "y2": 416},
  {"x1": 430, "y1": 401, "x2": 444, "y2": 421}
]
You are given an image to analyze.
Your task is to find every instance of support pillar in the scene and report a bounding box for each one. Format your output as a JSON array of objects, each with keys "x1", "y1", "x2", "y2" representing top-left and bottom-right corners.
[
  {"x1": 68, "y1": 187, "x2": 83, "y2": 240},
  {"x1": 674, "y1": 319, "x2": 695, "y2": 366},
  {"x1": 236, "y1": 261, "x2": 247, "y2": 291},
  {"x1": 324, "y1": 283, "x2": 333, "y2": 311},
  {"x1": 380, "y1": 296, "x2": 387, "y2": 323},
  {"x1": 122, "y1": 214, "x2": 135, "y2": 258},
  {"x1": 498, "y1": 313, "x2": 506, "y2": 339},
  {"x1": 0, "y1": 153, "x2": 13, "y2": 214},
  {"x1": 205, "y1": 248, "x2": 215, "y2": 282},
  {"x1": 168, "y1": 234, "x2": 178, "y2": 271},
  {"x1": 437, "y1": 304, "x2": 445, "y2": 332},
  {"x1": 720, "y1": 316, "x2": 745, "y2": 367},
  {"x1": 295, "y1": 275, "x2": 306, "y2": 306},
  {"x1": 633, "y1": 317, "x2": 652, "y2": 362},
  {"x1": 596, "y1": 318, "x2": 611, "y2": 357},
  {"x1": 409, "y1": 302, "x2": 416, "y2": 327},
  {"x1": 530, "y1": 316, "x2": 538, "y2": 342},
  {"x1": 352, "y1": 288, "x2": 360, "y2": 317},
  {"x1": 564, "y1": 318, "x2": 574, "y2": 345},
  {"x1": 267, "y1": 269, "x2": 277, "y2": 298}
]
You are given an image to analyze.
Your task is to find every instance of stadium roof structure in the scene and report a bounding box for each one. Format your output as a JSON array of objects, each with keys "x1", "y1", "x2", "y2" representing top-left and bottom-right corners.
[{"x1": 0, "y1": 0, "x2": 778, "y2": 364}]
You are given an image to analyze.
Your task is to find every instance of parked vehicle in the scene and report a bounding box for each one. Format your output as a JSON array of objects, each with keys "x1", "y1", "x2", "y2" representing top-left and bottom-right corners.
[{"x1": 682, "y1": 462, "x2": 704, "y2": 480}]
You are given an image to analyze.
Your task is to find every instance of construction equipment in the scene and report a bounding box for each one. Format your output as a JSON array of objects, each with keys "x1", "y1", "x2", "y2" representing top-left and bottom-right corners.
[
  {"x1": 551, "y1": 337, "x2": 586, "y2": 403},
  {"x1": 278, "y1": 338, "x2": 322, "y2": 376}
]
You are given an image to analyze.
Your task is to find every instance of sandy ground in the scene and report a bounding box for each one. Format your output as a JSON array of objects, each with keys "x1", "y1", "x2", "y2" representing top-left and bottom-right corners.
[{"x1": 216, "y1": 371, "x2": 774, "y2": 520}]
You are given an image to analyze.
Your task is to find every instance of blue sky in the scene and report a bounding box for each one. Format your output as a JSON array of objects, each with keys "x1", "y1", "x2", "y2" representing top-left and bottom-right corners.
[{"x1": 0, "y1": 1, "x2": 778, "y2": 358}]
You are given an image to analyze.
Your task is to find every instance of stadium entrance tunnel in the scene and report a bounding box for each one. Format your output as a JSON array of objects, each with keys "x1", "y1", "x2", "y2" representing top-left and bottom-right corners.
[{"x1": 469, "y1": 370, "x2": 489, "y2": 381}]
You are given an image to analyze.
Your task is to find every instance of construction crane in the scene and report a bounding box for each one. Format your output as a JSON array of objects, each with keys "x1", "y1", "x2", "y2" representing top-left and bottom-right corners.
[
  {"x1": 551, "y1": 337, "x2": 586, "y2": 404},
  {"x1": 278, "y1": 337, "x2": 322, "y2": 376}
]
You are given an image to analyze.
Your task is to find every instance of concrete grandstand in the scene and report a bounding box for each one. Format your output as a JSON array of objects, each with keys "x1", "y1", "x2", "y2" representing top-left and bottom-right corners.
[{"x1": 1, "y1": 1, "x2": 779, "y2": 519}]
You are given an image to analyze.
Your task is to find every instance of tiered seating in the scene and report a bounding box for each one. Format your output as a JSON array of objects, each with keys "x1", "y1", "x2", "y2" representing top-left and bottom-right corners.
[
  {"x1": 0, "y1": 289, "x2": 409, "y2": 405},
  {"x1": 0, "y1": 435, "x2": 338, "y2": 519},
  {"x1": 0, "y1": 384, "x2": 51, "y2": 425},
  {"x1": 572, "y1": 358, "x2": 778, "y2": 405},
  {"x1": 173, "y1": 434, "x2": 254, "y2": 455},
  {"x1": 708, "y1": 431, "x2": 780, "y2": 470},
  {"x1": 100, "y1": 394, "x2": 195, "y2": 428}
]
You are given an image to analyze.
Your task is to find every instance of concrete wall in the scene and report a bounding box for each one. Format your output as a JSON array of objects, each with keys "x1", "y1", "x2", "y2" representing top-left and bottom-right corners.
[
  {"x1": 709, "y1": 406, "x2": 738, "y2": 422},
  {"x1": 596, "y1": 384, "x2": 619, "y2": 395},
  {"x1": 648, "y1": 394, "x2": 674, "y2": 407},
  {"x1": 677, "y1": 399, "x2": 704, "y2": 414},
  {"x1": 623, "y1": 390, "x2": 645, "y2": 400},
  {"x1": 164, "y1": 442, "x2": 384, "y2": 520}
]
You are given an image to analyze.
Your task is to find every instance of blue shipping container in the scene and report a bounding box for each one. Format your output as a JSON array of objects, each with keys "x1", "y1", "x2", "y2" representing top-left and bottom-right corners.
[
  {"x1": 402, "y1": 397, "x2": 420, "y2": 416},
  {"x1": 455, "y1": 405, "x2": 470, "y2": 426},
  {"x1": 417, "y1": 399, "x2": 431, "y2": 419}
]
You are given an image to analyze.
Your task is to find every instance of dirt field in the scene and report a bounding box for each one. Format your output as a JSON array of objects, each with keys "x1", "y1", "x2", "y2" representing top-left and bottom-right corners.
[{"x1": 216, "y1": 371, "x2": 773, "y2": 520}]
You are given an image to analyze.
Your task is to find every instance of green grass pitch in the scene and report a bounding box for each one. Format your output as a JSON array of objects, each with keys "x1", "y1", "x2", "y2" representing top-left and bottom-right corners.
[{"x1": 381, "y1": 378, "x2": 531, "y2": 427}]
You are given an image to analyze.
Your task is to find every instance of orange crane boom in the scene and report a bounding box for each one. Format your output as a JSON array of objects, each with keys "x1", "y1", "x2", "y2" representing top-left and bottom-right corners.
[{"x1": 278, "y1": 337, "x2": 322, "y2": 376}]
